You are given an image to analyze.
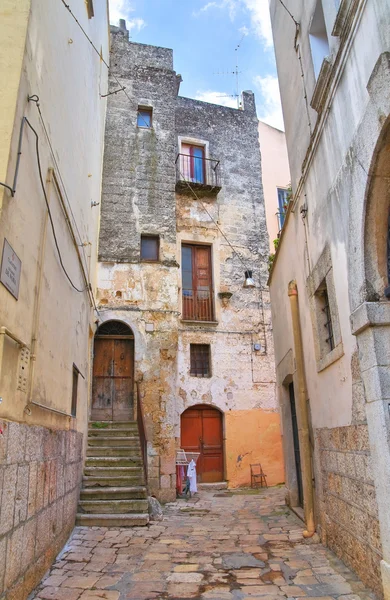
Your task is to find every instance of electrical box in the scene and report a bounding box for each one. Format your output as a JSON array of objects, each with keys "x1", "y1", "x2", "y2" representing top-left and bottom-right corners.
[{"x1": 17, "y1": 347, "x2": 30, "y2": 393}]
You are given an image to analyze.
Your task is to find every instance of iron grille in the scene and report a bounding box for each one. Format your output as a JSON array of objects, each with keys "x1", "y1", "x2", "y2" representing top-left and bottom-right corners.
[
  {"x1": 190, "y1": 344, "x2": 211, "y2": 377},
  {"x1": 321, "y1": 289, "x2": 335, "y2": 350}
]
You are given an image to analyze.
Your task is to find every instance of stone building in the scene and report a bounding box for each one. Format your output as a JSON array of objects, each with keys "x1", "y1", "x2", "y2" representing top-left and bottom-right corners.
[
  {"x1": 0, "y1": 1, "x2": 108, "y2": 597},
  {"x1": 258, "y1": 121, "x2": 290, "y2": 253},
  {"x1": 268, "y1": 0, "x2": 390, "y2": 597},
  {"x1": 95, "y1": 22, "x2": 284, "y2": 503}
]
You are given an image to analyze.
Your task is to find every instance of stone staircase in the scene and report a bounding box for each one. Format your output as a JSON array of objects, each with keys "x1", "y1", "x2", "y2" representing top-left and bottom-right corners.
[{"x1": 76, "y1": 421, "x2": 149, "y2": 527}]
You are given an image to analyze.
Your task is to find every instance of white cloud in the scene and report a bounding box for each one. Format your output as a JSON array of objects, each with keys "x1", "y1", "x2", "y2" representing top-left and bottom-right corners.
[
  {"x1": 109, "y1": 0, "x2": 146, "y2": 32},
  {"x1": 242, "y1": 0, "x2": 273, "y2": 48},
  {"x1": 194, "y1": 0, "x2": 273, "y2": 48},
  {"x1": 193, "y1": 0, "x2": 238, "y2": 21},
  {"x1": 253, "y1": 74, "x2": 284, "y2": 130},
  {"x1": 195, "y1": 90, "x2": 238, "y2": 108}
]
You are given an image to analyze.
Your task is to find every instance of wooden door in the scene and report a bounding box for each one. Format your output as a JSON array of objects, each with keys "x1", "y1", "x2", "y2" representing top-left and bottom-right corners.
[
  {"x1": 289, "y1": 383, "x2": 303, "y2": 507},
  {"x1": 181, "y1": 405, "x2": 223, "y2": 483},
  {"x1": 91, "y1": 337, "x2": 134, "y2": 421},
  {"x1": 182, "y1": 245, "x2": 213, "y2": 321}
]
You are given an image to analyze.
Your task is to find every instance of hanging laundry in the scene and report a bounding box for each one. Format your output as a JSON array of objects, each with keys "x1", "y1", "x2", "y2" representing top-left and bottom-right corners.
[{"x1": 187, "y1": 459, "x2": 197, "y2": 494}]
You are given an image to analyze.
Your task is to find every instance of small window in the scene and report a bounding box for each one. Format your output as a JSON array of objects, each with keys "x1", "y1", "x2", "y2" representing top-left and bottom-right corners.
[
  {"x1": 315, "y1": 281, "x2": 335, "y2": 353},
  {"x1": 71, "y1": 365, "x2": 79, "y2": 417},
  {"x1": 141, "y1": 235, "x2": 159, "y2": 261},
  {"x1": 277, "y1": 188, "x2": 289, "y2": 229},
  {"x1": 190, "y1": 344, "x2": 211, "y2": 377},
  {"x1": 85, "y1": 0, "x2": 94, "y2": 18},
  {"x1": 137, "y1": 107, "x2": 152, "y2": 128},
  {"x1": 309, "y1": 0, "x2": 330, "y2": 78}
]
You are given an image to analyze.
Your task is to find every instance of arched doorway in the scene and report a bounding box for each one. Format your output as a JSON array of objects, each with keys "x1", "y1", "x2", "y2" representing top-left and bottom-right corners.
[
  {"x1": 181, "y1": 405, "x2": 224, "y2": 483},
  {"x1": 91, "y1": 320, "x2": 134, "y2": 421}
]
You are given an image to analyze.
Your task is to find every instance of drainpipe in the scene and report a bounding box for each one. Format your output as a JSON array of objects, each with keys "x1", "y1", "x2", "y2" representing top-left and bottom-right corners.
[{"x1": 288, "y1": 280, "x2": 315, "y2": 538}]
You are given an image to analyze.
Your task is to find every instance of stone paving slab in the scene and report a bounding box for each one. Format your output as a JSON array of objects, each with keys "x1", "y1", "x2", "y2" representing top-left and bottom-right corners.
[{"x1": 30, "y1": 488, "x2": 377, "y2": 600}]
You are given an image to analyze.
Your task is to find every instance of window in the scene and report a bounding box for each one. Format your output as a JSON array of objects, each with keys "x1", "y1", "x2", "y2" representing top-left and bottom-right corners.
[
  {"x1": 71, "y1": 365, "x2": 79, "y2": 417},
  {"x1": 85, "y1": 0, "x2": 94, "y2": 18},
  {"x1": 137, "y1": 107, "x2": 152, "y2": 128},
  {"x1": 190, "y1": 344, "x2": 211, "y2": 377},
  {"x1": 309, "y1": 0, "x2": 330, "y2": 78},
  {"x1": 277, "y1": 188, "x2": 289, "y2": 229},
  {"x1": 182, "y1": 244, "x2": 214, "y2": 321},
  {"x1": 141, "y1": 235, "x2": 159, "y2": 261},
  {"x1": 307, "y1": 246, "x2": 343, "y2": 372},
  {"x1": 315, "y1": 281, "x2": 335, "y2": 352},
  {"x1": 180, "y1": 144, "x2": 205, "y2": 184}
]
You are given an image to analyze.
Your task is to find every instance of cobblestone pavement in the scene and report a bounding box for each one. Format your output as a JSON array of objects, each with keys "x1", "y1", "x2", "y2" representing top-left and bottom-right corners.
[{"x1": 30, "y1": 487, "x2": 377, "y2": 600}]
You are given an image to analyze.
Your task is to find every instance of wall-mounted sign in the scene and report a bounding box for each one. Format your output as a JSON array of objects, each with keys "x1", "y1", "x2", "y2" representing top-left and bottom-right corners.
[{"x1": 0, "y1": 239, "x2": 21, "y2": 300}]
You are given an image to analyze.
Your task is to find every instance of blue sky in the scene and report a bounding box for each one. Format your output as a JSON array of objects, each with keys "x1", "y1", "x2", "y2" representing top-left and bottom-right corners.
[{"x1": 109, "y1": 0, "x2": 284, "y2": 130}]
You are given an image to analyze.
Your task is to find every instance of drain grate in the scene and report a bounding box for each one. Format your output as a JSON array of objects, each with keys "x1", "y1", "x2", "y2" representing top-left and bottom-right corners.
[{"x1": 214, "y1": 492, "x2": 233, "y2": 497}]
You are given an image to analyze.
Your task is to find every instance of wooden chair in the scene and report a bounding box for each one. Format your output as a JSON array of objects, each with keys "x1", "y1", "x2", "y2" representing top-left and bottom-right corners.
[{"x1": 250, "y1": 463, "x2": 268, "y2": 488}]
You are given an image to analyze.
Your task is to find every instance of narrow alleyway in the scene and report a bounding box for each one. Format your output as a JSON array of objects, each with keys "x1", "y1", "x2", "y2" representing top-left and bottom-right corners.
[{"x1": 30, "y1": 488, "x2": 377, "y2": 600}]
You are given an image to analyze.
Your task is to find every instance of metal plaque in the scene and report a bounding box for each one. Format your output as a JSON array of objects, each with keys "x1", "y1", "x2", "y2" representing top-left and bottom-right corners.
[{"x1": 0, "y1": 239, "x2": 21, "y2": 300}]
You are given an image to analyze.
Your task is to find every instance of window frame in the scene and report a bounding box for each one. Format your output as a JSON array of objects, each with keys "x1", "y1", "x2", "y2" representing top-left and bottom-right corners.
[
  {"x1": 137, "y1": 106, "x2": 153, "y2": 129},
  {"x1": 181, "y1": 243, "x2": 215, "y2": 322},
  {"x1": 140, "y1": 235, "x2": 160, "y2": 262},
  {"x1": 307, "y1": 246, "x2": 343, "y2": 372},
  {"x1": 85, "y1": 0, "x2": 94, "y2": 19},
  {"x1": 190, "y1": 344, "x2": 211, "y2": 378}
]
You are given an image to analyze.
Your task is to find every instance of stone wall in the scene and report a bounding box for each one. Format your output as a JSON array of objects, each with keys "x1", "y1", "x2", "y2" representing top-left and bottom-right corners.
[
  {"x1": 0, "y1": 420, "x2": 83, "y2": 599},
  {"x1": 316, "y1": 424, "x2": 383, "y2": 597}
]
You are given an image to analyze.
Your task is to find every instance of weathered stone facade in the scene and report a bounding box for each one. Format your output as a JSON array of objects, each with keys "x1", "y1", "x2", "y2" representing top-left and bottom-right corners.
[
  {"x1": 0, "y1": 421, "x2": 83, "y2": 599},
  {"x1": 97, "y1": 24, "x2": 284, "y2": 502},
  {"x1": 268, "y1": 0, "x2": 390, "y2": 597}
]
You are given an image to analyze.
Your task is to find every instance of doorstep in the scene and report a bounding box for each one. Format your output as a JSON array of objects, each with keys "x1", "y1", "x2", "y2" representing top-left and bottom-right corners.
[{"x1": 198, "y1": 481, "x2": 228, "y2": 491}]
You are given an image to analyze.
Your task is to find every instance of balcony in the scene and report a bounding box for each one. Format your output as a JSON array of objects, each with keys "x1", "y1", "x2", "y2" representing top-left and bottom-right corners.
[
  {"x1": 175, "y1": 154, "x2": 221, "y2": 198},
  {"x1": 182, "y1": 288, "x2": 215, "y2": 322}
]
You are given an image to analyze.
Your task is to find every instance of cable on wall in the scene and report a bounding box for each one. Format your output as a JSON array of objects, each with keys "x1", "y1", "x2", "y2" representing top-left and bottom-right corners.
[{"x1": 24, "y1": 117, "x2": 87, "y2": 293}]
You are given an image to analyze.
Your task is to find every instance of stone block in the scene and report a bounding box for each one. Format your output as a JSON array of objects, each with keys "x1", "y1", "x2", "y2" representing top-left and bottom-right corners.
[
  {"x1": 25, "y1": 425, "x2": 44, "y2": 462},
  {"x1": 36, "y1": 507, "x2": 52, "y2": 557},
  {"x1": 0, "y1": 464, "x2": 17, "y2": 535},
  {"x1": 6, "y1": 421, "x2": 26, "y2": 464},
  {"x1": 28, "y1": 461, "x2": 38, "y2": 518},
  {"x1": 57, "y1": 462, "x2": 65, "y2": 498},
  {"x1": 0, "y1": 421, "x2": 8, "y2": 462},
  {"x1": 24, "y1": 516, "x2": 38, "y2": 568},
  {"x1": 43, "y1": 461, "x2": 51, "y2": 507},
  {"x1": 14, "y1": 464, "x2": 29, "y2": 526},
  {"x1": 160, "y1": 474, "x2": 171, "y2": 489},
  {"x1": 36, "y1": 462, "x2": 46, "y2": 513},
  {"x1": 4, "y1": 524, "x2": 24, "y2": 588},
  {"x1": 0, "y1": 535, "x2": 6, "y2": 594}
]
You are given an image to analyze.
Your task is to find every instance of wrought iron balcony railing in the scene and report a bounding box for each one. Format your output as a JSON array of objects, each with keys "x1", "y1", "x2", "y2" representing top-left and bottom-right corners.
[
  {"x1": 182, "y1": 288, "x2": 214, "y2": 322},
  {"x1": 175, "y1": 154, "x2": 221, "y2": 197}
]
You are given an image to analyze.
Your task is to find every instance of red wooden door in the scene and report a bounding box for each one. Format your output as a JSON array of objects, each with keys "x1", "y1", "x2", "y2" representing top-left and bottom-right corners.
[
  {"x1": 91, "y1": 338, "x2": 134, "y2": 421},
  {"x1": 181, "y1": 406, "x2": 223, "y2": 483}
]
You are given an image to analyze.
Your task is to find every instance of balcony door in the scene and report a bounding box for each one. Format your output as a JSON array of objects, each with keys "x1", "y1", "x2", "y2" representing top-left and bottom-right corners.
[
  {"x1": 182, "y1": 244, "x2": 213, "y2": 321},
  {"x1": 181, "y1": 144, "x2": 205, "y2": 184}
]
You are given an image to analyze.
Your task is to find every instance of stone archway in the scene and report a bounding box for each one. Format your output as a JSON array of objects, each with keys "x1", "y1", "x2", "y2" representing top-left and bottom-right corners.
[
  {"x1": 351, "y1": 114, "x2": 390, "y2": 595},
  {"x1": 91, "y1": 320, "x2": 135, "y2": 421}
]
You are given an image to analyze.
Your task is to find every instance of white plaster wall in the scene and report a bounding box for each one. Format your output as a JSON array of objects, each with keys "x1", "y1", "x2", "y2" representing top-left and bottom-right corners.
[
  {"x1": 0, "y1": 0, "x2": 109, "y2": 431},
  {"x1": 258, "y1": 121, "x2": 291, "y2": 252},
  {"x1": 268, "y1": 0, "x2": 390, "y2": 430}
]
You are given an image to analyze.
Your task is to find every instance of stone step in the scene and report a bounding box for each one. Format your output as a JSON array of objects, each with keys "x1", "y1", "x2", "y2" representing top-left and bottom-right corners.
[
  {"x1": 80, "y1": 486, "x2": 147, "y2": 501},
  {"x1": 83, "y1": 475, "x2": 145, "y2": 488},
  {"x1": 78, "y1": 498, "x2": 148, "y2": 514},
  {"x1": 89, "y1": 421, "x2": 138, "y2": 430},
  {"x1": 86, "y1": 446, "x2": 142, "y2": 458},
  {"x1": 85, "y1": 456, "x2": 142, "y2": 468},
  {"x1": 76, "y1": 513, "x2": 149, "y2": 527},
  {"x1": 89, "y1": 428, "x2": 138, "y2": 437},
  {"x1": 88, "y1": 436, "x2": 140, "y2": 447},
  {"x1": 198, "y1": 481, "x2": 228, "y2": 491},
  {"x1": 83, "y1": 466, "x2": 143, "y2": 477}
]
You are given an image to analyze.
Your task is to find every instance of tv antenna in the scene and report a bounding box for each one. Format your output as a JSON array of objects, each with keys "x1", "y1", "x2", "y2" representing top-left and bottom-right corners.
[{"x1": 213, "y1": 33, "x2": 246, "y2": 109}]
